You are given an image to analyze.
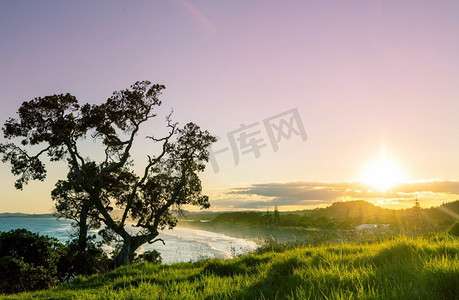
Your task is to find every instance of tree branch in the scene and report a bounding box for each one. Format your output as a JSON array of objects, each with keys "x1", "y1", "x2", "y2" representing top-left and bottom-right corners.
[
  {"x1": 148, "y1": 238, "x2": 165, "y2": 245},
  {"x1": 120, "y1": 120, "x2": 177, "y2": 224}
]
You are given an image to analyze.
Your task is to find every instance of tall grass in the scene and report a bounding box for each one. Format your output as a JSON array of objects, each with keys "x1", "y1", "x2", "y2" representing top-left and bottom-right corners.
[{"x1": 3, "y1": 234, "x2": 458, "y2": 299}]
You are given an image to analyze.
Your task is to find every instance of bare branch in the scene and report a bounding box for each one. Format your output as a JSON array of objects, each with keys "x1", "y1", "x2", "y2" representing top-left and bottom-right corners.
[{"x1": 148, "y1": 238, "x2": 165, "y2": 245}]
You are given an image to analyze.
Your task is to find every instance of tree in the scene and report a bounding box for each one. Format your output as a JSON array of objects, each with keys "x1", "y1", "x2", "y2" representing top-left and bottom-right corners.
[
  {"x1": 411, "y1": 198, "x2": 425, "y2": 234},
  {"x1": 0, "y1": 81, "x2": 216, "y2": 266},
  {"x1": 414, "y1": 198, "x2": 421, "y2": 210},
  {"x1": 273, "y1": 206, "x2": 281, "y2": 225}
]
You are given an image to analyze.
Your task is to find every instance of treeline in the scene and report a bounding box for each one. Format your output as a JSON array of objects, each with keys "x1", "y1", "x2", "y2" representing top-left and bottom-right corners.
[{"x1": 207, "y1": 200, "x2": 459, "y2": 233}]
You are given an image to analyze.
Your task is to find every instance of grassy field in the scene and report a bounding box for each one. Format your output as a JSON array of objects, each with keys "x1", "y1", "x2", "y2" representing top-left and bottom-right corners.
[{"x1": 3, "y1": 234, "x2": 458, "y2": 300}]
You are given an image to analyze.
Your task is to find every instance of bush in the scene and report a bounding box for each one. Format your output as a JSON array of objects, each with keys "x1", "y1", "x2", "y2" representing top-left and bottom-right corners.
[
  {"x1": 134, "y1": 250, "x2": 162, "y2": 264},
  {"x1": 57, "y1": 239, "x2": 110, "y2": 281},
  {"x1": 0, "y1": 229, "x2": 64, "y2": 294},
  {"x1": 0, "y1": 256, "x2": 59, "y2": 294}
]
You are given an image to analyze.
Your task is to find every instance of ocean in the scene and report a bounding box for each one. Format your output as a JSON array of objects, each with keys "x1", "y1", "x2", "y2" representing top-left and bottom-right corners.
[{"x1": 0, "y1": 217, "x2": 258, "y2": 264}]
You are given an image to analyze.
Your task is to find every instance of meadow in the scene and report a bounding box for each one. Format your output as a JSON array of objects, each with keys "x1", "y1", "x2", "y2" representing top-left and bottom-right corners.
[{"x1": 4, "y1": 234, "x2": 458, "y2": 300}]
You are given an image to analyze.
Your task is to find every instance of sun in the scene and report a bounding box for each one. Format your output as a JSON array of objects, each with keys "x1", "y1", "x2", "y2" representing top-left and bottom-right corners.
[{"x1": 362, "y1": 156, "x2": 405, "y2": 191}]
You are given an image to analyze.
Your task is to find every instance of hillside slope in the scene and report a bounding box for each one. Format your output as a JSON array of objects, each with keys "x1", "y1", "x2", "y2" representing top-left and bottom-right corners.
[{"x1": 4, "y1": 235, "x2": 458, "y2": 299}]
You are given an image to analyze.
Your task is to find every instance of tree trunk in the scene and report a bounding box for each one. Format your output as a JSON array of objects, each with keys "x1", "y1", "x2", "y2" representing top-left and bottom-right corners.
[
  {"x1": 114, "y1": 232, "x2": 159, "y2": 267},
  {"x1": 115, "y1": 236, "x2": 132, "y2": 267},
  {"x1": 78, "y1": 202, "x2": 89, "y2": 252}
]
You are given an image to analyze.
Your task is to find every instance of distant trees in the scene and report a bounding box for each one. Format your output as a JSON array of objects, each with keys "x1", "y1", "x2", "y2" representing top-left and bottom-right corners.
[
  {"x1": 0, "y1": 81, "x2": 216, "y2": 267},
  {"x1": 273, "y1": 206, "x2": 281, "y2": 225},
  {"x1": 206, "y1": 200, "x2": 459, "y2": 233},
  {"x1": 410, "y1": 198, "x2": 431, "y2": 234}
]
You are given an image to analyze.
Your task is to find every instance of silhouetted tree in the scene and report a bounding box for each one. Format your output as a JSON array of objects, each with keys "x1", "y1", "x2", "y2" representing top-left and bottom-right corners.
[
  {"x1": 0, "y1": 81, "x2": 216, "y2": 266},
  {"x1": 411, "y1": 198, "x2": 425, "y2": 234},
  {"x1": 273, "y1": 206, "x2": 281, "y2": 225},
  {"x1": 414, "y1": 198, "x2": 421, "y2": 210}
]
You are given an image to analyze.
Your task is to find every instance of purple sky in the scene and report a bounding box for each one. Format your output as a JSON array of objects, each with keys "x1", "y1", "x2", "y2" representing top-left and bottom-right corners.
[{"x1": 1, "y1": 1, "x2": 459, "y2": 212}]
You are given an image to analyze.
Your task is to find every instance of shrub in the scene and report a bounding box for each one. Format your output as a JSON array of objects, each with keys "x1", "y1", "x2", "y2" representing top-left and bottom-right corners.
[
  {"x1": 57, "y1": 239, "x2": 110, "y2": 281},
  {"x1": 0, "y1": 229, "x2": 64, "y2": 294},
  {"x1": 134, "y1": 250, "x2": 162, "y2": 264}
]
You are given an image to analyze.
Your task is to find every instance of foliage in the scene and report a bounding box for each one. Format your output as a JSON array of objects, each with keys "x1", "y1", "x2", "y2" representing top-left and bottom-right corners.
[
  {"x1": 5, "y1": 234, "x2": 458, "y2": 299},
  {"x1": 0, "y1": 256, "x2": 54, "y2": 294},
  {"x1": 57, "y1": 239, "x2": 110, "y2": 281},
  {"x1": 133, "y1": 250, "x2": 162, "y2": 265},
  {"x1": 0, "y1": 229, "x2": 113, "y2": 294},
  {"x1": 0, "y1": 229, "x2": 64, "y2": 294}
]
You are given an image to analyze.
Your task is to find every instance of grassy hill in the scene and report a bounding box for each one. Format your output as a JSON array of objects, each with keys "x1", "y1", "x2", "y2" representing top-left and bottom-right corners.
[{"x1": 4, "y1": 234, "x2": 458, "y2": 299}]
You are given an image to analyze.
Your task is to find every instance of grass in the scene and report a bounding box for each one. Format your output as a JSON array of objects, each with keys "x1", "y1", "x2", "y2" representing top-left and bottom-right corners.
[{"x1": 3, "y1": 234, "x2": 458, "y2": 299}]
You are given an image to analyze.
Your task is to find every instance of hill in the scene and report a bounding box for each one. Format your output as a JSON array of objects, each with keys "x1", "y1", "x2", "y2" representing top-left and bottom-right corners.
[
  {"x1": 0, "y1": 213, "x2": 54, "y2": 218},
  {"x1": 184, "y1": 200, "x2": 459, "y2": 231},
  {"x1": 4, "y1": 234, "x2": 458, "y2": 299}
]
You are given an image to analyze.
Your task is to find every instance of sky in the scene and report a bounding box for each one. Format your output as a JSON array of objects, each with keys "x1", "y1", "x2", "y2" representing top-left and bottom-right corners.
[{"x1": 0, "y1": 0, "x2": 458, "y2": 213}]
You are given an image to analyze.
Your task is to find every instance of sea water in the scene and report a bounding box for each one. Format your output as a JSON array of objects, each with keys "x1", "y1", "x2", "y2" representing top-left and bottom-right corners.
[{"x1": 0, "y1": 217, "x2": 258, "y2": 263}]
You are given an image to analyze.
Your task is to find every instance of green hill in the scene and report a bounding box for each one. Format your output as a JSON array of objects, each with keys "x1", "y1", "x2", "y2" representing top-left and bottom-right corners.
[
  {"x1": 4, "y1": 235, "x2": 458, "y2": 299},
  {"x1": 193, "y1": 200, "x2": 459, "y2": 231}
]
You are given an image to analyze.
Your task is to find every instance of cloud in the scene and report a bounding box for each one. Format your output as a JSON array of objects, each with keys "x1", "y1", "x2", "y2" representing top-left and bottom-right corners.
[
  {"x1": 395, "y1": 180, "x2": 459, "y2": 194},
  {"x1": 218, "y1": 182, "x2": 348, "y2": 209},
  {"x1": 229, "y1": 184, "x2": 341, "y2": 201},
  {"x1": 209, "y1": 180, "x2": 459, "y2": 210},
  {"x1": 212, "y1": 197, "x2": 326, "y2": 210}
]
